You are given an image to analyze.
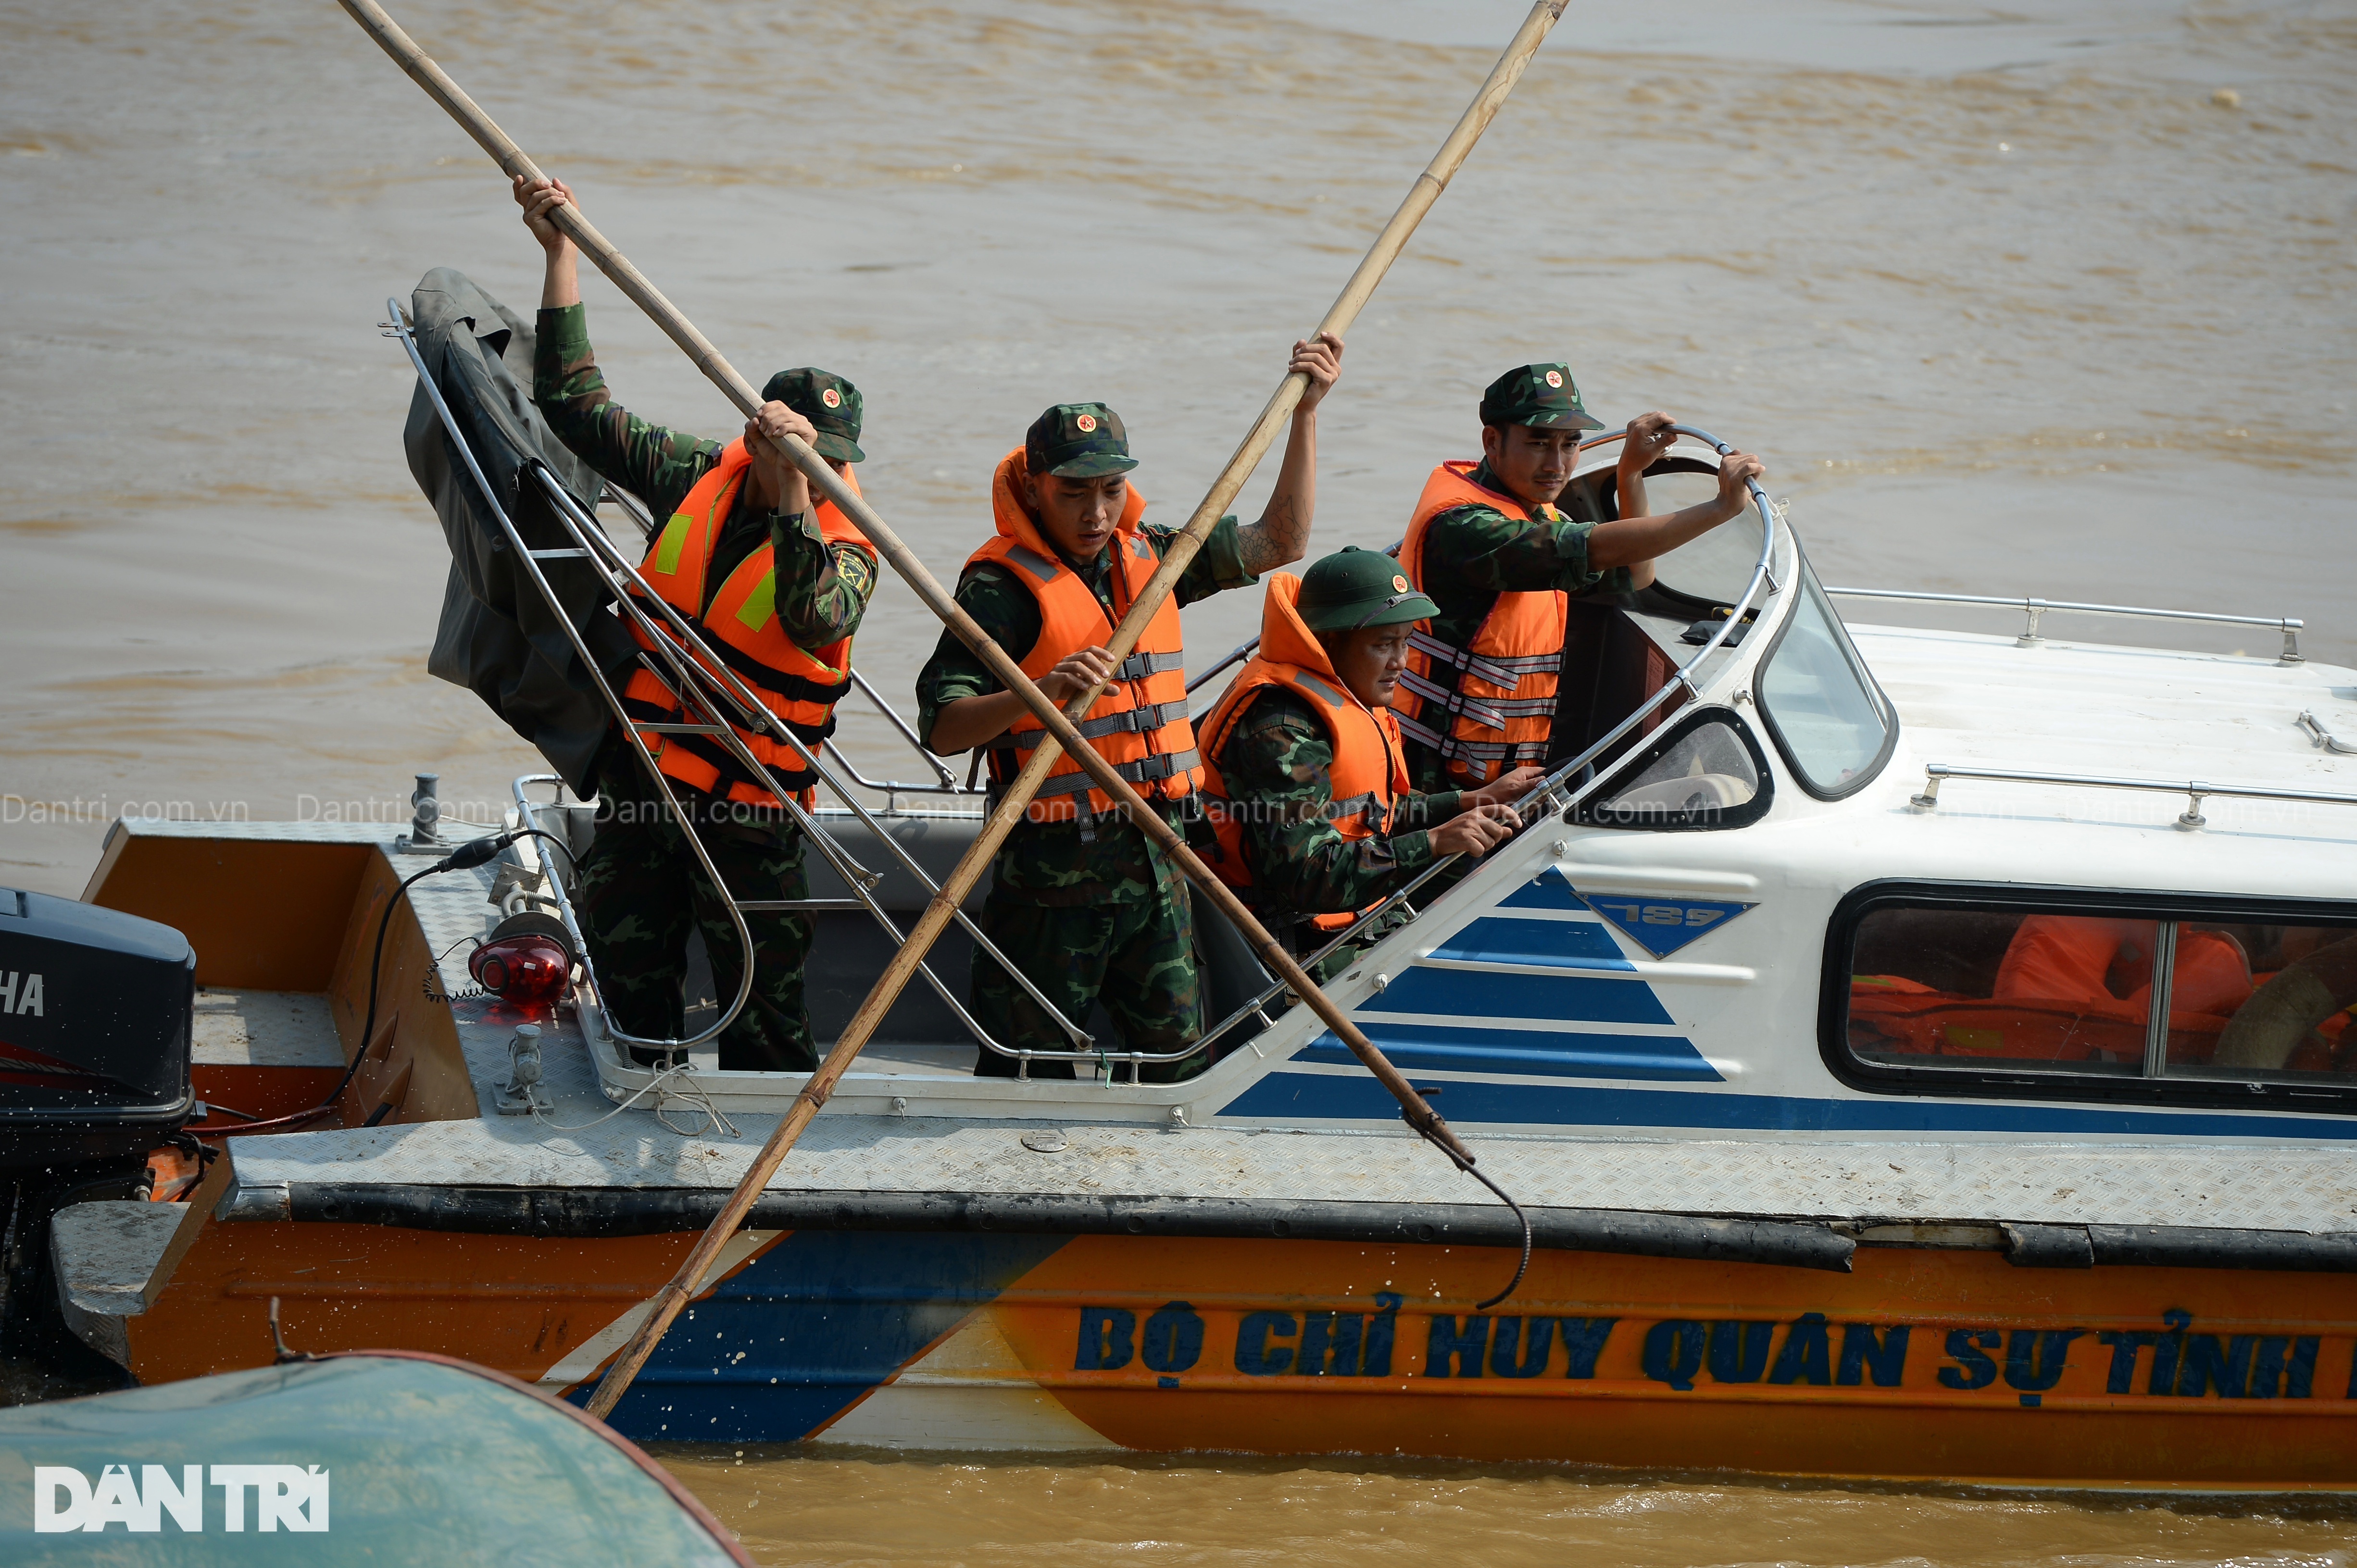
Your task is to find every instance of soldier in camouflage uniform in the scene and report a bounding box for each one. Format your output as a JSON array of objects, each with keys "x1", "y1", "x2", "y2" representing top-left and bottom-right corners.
[
  {"x1": 917, "y1": 335, "x2": 1343, "y2": 1081},
  {"x1": 1401, "y1": 364, "x2": 1765, "y2": 793},
  {"x1": 517, "y1": 174, "x2": 878, "y2": 1071},
  {"x1": 1202, "y1": 548, "x2": 1538, "y2": 983}
]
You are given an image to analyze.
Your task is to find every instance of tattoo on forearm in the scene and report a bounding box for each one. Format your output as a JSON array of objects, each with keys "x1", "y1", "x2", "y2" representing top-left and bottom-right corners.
[{"x1": 1239, "y1": 497, "x2": 1307, "y2": 574}]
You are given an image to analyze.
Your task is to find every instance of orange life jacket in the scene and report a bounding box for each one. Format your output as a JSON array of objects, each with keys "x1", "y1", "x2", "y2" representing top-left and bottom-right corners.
[
  {"x1": 1395, "y1": 460, "x2": 1568, "y2": 786},
  {"x1": 1197, "y1": 573, "x2": 1410, "y2": 932},
  {"x1": 1995, "y1": 916, "x2": 2254, "y2": 1018},
  {"x1": 968, "y1": 448, "x2": 1199, "y2": 822},
  {"x1": 619, "y1": 440, "x2": 873, "y2": 806},
  {"x1": 1849, "y1": 918, "x2": 2258, "y2": 1067}
]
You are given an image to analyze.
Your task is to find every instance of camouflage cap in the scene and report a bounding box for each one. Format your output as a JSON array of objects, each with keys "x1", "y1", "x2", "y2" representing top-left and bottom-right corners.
[
  {"x1": 1297, "y1": 545, "x2": 1440, "y2": 633},
  {"x1": 761, "y1": 368, "x2": 865, "y2": 463},
  {"x1": 1478, "y1": 362, "x2": 1605, "y2": 432},
  {"x1": 1026, "y1": 402, "x2": 1137, "y2": 479}
]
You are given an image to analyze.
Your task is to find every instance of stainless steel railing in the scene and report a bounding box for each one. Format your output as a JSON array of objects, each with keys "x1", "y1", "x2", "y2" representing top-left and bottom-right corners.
[
  {"x1": 1823, "y1": 586, "x2": 2304, "y2": 663},
  {"x1": 1905, "y1": 762, "x2": 2357, "y2": 830},
  {"x1": 386, "y1": 301, "x2": 1089, "y2": 1064}
]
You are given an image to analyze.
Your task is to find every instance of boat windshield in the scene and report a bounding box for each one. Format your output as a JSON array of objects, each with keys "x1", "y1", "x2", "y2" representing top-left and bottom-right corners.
[
  {"x1": 1621, "y1": 465, "x2": 1764, "y2": 608},
  {"x1": 1755, "y1": 564, "x2": 1893, "y2": 798}
]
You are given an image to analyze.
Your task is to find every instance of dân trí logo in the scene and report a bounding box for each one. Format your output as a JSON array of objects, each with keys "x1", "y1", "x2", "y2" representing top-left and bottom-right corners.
[{"x1": 33, "y1": 1464, "x2": 328, "y2": 1533}]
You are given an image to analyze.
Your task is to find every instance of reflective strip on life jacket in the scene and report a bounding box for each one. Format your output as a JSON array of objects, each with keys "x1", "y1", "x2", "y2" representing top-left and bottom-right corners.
[
  {"x1": 969, "y1": 448, "x2": 1199, "y2": 822},
  {"x1": 1395, "y1": 460, "x2": 1569, "y2": 785},
  {"x1": 621, "y1": 439, "x2": 873, "y2": 807},
  {"x1": 1198, "y1": 572, "x2": 1411, "y2": 933},
  {"x1": 990, "y1": 698, "x2": 1193, "y2": 747}
]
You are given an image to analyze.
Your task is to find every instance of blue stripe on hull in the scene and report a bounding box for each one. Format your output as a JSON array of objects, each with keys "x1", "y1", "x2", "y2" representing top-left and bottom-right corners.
[
  {"x1": 580, "y1": 1230, "x2": 1068, "y2": 1443},
  {"x1": 1373, "y1": 965, "x2": 1673, "y2": 1026},
  {"x1": 1425, "y1": 916, "x2": 1632, "y2": 971},
  {"x1": 1297, "y1": 1024, "x2": 1718, "y2": 1081},
  {"x1": 1497, "y1": 867, "x2": 1587, "y2": 911},
  {"x1": 1215, "y1": 1071, "x2": 2357, "y2": 1141}
]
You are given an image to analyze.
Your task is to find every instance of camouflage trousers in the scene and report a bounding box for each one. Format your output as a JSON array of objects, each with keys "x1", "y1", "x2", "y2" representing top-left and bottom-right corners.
[
  {"x1": 969, "y1": 891, "x2": 1207, "y2": 1083},
  {"x1": 576, "y1": 789, "x2": 817, "y2": 1073}
]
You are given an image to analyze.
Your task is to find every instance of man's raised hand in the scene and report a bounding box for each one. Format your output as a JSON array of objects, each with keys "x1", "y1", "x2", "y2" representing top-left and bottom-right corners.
[
  {"x1": 1290, "y1": 332, "x2": 1345, "y2": 411},
  {"x1": 512, "y1": 174, "x2": 577, "y2": 255},
  {"x1": 746, "y1": 401, "x2": 820, "y2": 514},
  {"x1": 1620, "y1": 411, "x2": 1677, "y2": 473}
]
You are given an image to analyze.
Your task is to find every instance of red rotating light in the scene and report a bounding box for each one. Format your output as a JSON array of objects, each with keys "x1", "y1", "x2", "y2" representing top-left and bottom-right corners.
[{"x1": 468, "y1": 913, "x2": 576, "y2": 1007}]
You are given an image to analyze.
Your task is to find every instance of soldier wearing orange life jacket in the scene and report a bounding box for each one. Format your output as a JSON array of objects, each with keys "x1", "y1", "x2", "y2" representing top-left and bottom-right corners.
[
  {"x1": 1396, "y1": 363, "x2": 1766, "y2": 793},
  {"x1": 917, "y1": 334, "x2": 1343, "y2": 1080},
  {"x1": 518, "y1": 174, "x2": 878, "y2": 1072},
  {"x1": 1197, "y1": 547, "x2": 1539, "y2": 980}
]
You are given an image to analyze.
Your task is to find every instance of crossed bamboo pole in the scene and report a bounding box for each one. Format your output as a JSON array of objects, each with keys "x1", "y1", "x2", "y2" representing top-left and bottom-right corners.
[{"x1": 336, "y1": 0, "x2": 1568, "y2": 1421}]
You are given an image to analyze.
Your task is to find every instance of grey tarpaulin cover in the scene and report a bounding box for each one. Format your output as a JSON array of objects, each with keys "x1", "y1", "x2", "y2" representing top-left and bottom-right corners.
[{"x1": 403, "y1": 267, "x2": 637, "y2": 796}]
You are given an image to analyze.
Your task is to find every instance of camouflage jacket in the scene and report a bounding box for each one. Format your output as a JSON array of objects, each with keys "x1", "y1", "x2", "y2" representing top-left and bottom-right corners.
[
  {"x1": 532, "y1": 303, "x2": 875, "y2": 651},
  {"x1": 1405, "y1": 457, "x2": 1630, "y2": 792},
  {"x1": 915, "y1": 517, "x2": 1254, "y2": 907},
  {"x1": 1209, "y1": 686, "x2": 1461, "y2": 923}
]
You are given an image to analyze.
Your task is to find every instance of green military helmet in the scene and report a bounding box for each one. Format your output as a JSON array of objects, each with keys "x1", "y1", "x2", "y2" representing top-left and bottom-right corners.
[
  {"x1": 1296, "y1": 545, "x2": 1440, "y2": 632},
  {"x1": 1026, "y1": 402, "x2": 1137, "y2": 478},
  {"x1": 761, "y1": 367, "x2": 865, "y2": 462},
  {"x1": 1479, "y1": 361, "x2": 1605, "y2": 433}
]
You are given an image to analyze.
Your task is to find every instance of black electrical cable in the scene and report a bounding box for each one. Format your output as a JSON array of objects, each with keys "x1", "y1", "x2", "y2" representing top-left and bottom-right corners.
[
  {"x1": 1402, "y1": 1091, "x2": 1534, "y2": 1312},
  {"x1": 204, "y1": 828, "x2": 573, "y2": 1136}
]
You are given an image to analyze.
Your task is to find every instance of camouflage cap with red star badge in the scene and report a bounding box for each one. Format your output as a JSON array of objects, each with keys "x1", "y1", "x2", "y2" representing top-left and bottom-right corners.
[
  {"x1": 1025, "y1": 402, "x2": 1136, "y2": 478},
  {"x1": 761, "y1": 367, "x2": 865, "y2": 462},
  {"x1": 1478, "y1": 361, "x2": 1605, "y2": 432}
]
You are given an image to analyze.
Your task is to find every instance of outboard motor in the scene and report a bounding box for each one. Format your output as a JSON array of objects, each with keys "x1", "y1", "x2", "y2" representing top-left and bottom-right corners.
[
  {"x1": 0, "y1": 888, "x2": 196, "y2": 1174},
  {"x1": 0, "y1": 888, "x2": 195, "y2": 1394}
]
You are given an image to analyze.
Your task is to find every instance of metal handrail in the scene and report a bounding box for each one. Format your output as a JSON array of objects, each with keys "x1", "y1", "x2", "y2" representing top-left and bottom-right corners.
[
  {"x1": 1192, "y1": 425, "x2": 1786, "y2": 1051},
  {"x1": 606, "y1": 471, "x2": 976, "y2": 799},
  {"x1": 385, "y1": 304, "x2": 754, "y2": 1051},
  {"x1": 601, "y1": 481, "x2": 658, "y2": 540},
  {"x1": 817, "y1": 670, "x2": 976, "y2": 804},
  {"x1": 1906, "y1": 762, "x2": 2357, "y2": 831},
  {"x1": 610, "y1": 502, "x2": 977, "y2": 799},
  {"x1": 1188, "y1": 638, "x2": 1258, "y2": 700},
  {"x1": 1824, "y1": 586, "x2": 2303, "y2": 664},
  {"x1": 515, "y1": 466, "x2": 1092, "y2": 1058},
  {"x1": 387, "y1": 300, "x2": 1090, "y2": 1062}
]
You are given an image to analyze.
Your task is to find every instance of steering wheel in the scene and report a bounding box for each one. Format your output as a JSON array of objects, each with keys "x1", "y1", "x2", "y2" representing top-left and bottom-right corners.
[{"x1": 2213, "y1": 933, "x2": 2357, "y2": 1071}]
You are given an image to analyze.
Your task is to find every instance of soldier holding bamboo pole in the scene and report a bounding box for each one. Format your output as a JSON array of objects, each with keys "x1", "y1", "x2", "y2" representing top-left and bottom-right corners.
[
  {"x1": 516, "y1": 174, "x2": 879, "y2": 1071},
  {"x1": 917, "y1": 339, "x2": 1342, "y2": 1080}
]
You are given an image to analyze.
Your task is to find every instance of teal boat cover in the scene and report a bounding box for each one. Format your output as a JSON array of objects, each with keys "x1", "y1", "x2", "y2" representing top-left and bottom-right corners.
[{"x1": 0, "y1": 1352, "x2": 752, "y2": 1564}]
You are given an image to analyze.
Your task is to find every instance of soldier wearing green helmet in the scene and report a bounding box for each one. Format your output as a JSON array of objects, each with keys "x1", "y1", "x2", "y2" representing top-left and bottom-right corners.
[
  {"x1": 1196, "y1": 546, "x2": 1538, "y2": 979},
  {"x1": 514, "y1": 174, "x2": 879, "y2": 1072},
  {"x1": 918, "y1": 332, "x2": 1345, "y2": 1081},
  {"x1": 1395, "y1": 362, "x2": 1766, "y2": 793}
]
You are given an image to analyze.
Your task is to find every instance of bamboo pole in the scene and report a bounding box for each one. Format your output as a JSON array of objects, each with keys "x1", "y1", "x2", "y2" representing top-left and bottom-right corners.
[{"x1": 334, "y1": 0, "x2": 1567, "y2": 1422}]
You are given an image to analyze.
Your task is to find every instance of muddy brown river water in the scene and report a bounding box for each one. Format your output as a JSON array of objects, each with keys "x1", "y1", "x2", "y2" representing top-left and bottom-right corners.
[{"x1": 5, "y1": 0, "x2": 2355, "y2": 1557}]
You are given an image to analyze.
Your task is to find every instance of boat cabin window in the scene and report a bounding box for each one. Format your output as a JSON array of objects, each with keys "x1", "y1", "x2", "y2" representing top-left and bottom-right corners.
[
  {"x1": 1577, "y1": 708, "x2": 1771, "y2": 831},
  {"x1": 1755, "y1": 568, "x2": 1893, "y2": 799},
  {"x1": 1829, "y1": 886, "x2": 2357, "y2": 1110}
]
